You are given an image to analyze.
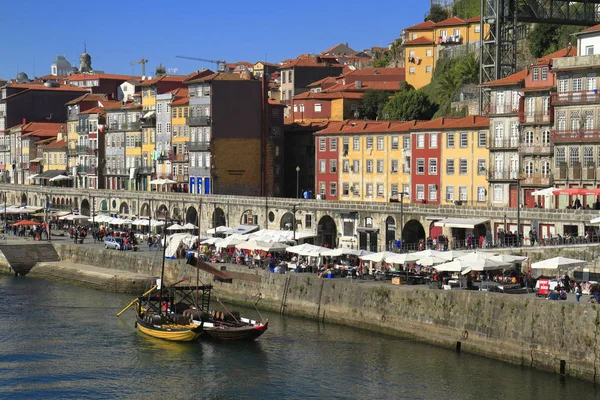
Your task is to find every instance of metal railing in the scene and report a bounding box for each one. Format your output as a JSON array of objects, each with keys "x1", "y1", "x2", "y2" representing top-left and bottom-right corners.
[
  {"x1": 519, "y1": 175, "x2": 554, "y2": 187},
  {"x1": 487, "y1": 138, "x2": 519, "y2": 149},
  {"x1": 77, "y1": 166, "x2": 97, "y2": 174},
  {"x1": 169, "y1": 153, "x2": 189, "y2": 162},
  {"x1": 488, "y1": 169, "x2": 519, "y2": 181},
  {"x1": 518, "y1": 111, "x2": 552, "y2": 124},
  {"x1": 551, "y1": 129, "x2": 600, "y2": 142},
  {"x1": 518, "y1": 143, "x2": 553, "y2": 155},
  {"x1": 76, "y1": 145, "x2": 95, "y2": 154},
  {"x1": 104, "y1": 167, "x2": 127, "y2": 175},
  {"x1": 482, "y1": 102, "x2": 519, "y2": 115},
  {"x1": 186, "y1": 116, "x2": 210, "y2": 126},
  {"x1": 551, "y1": 91, "x2": 600, "y2": 105},
  {"x1": 107, "y1": 122, "x2": 141, "y2": 131},
  {"x1": 188, "y1": 141, "x2": 210, "y2": 151}
]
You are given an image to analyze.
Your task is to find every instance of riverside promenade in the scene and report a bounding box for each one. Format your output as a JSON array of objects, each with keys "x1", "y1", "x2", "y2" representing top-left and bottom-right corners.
[{"x1": 2, "y1": 236, "x2": 600, "y2": 382}]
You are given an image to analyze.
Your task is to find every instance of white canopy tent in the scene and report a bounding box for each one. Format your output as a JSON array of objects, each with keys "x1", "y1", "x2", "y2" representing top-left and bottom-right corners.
[
  {"x1": 286, "y1": 243, "x2": 328, "y2": 256},
  {"x1": 590, "y1": 217, "x2": 600, "y2": 224},
  {"x1": 410, "y1": 249, "x2": 455, "y2": 261},
  {"x1": 433, "y1": 259, "x2": 469, "y2": 272},
  {"x1": 531, "y1": 186, "x2": 557, "y2": 196},
  {"x1": 386, "y1": 253, "x2": 421, "y2": 265},
  {"x1": 166, "y1": 223, "x2": 185, "y2": 231},
  {"x1": 415, "y1": 255, "x2": 448, "y2": 266},
  {"x1": 149, "y1": 178, "x2": 177, "y2": 185},
  {"x1": 433, "y1": 218, "x2": 489, "y2": 229},
  {"x1": 359, "y1": 251, "x2": 398, "y2": 263},
  {"x1": 235, "y1": 240, "x2": 289, "y2": 253},
  {"x1": 531, "y1": 257, "x2": 587, "y2": 270},
  {"x1": 215, "y1": 235, "x2": 248, "y2": 249},
  {"x1": 59, "y1": 214, "x2": 91, "y2": 221},
  {"x1": 200, "y1": 237, "x2": 220, "y2": 245},
  {"x1": 207, "y1": 226, "x2": 230, "y2": 235},
  {"x1": 182, "y1": 222, "x2": 197, "y2": 230},
  {"x1": 49, "y1": 174, "x2": 71, "y2": 182},
  {"x1": 488, "y1": 254, "x2": 528, "y2": 264},
  {"x1": 321, "y1": 248, "x2": 375, "y2": 257}
]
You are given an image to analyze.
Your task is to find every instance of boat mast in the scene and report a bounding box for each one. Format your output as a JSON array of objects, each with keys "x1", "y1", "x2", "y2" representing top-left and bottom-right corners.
[{"x1": 159, "y1": 210, "x2": 168, "y2": 316}]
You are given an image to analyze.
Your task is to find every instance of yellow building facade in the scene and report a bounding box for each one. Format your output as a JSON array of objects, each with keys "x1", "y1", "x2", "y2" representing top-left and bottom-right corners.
[
  {"x1": 439, "y1": 116, "x2": 490, "y2": 207},
  {"x1": 170, "y1": 96, "x2": 190, "y2": 184},
  {"x1": 141, "y1": 87, "x2": 157, "y2": 191},
  {"x1": 42, "y1": 140, "x2": 68, "y2": 172}
]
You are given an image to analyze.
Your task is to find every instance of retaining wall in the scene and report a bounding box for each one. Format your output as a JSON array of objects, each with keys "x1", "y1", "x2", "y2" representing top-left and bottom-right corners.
[{"x1": 45, "y1": 244, "x2": 600, "y2": 381}]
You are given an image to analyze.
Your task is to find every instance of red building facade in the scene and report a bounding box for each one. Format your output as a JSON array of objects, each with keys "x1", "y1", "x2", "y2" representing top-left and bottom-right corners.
[
  {"x1": 411, "y1": 119, "x2": 445, "y2": 205},
  {"x1": 314, "y1": 133, "x2": 340, "y2": 200}
]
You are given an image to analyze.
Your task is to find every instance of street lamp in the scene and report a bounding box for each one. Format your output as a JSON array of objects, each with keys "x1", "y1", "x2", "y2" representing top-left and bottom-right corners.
[{"x1": 296, "y1": 166, "x2": 300, "y2": 199}]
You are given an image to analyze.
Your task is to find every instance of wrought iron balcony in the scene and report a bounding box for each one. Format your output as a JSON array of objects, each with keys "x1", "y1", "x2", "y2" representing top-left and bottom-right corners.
[
  {"x1": 188, "y1": 141, "x2": 210, "y2": 151},
  {"x1": 104, "y1": 167, "x2": 127, "y2": 175},
  {"x1": 169, "y1": 152, "x2": 189, "y2": 162},
  {"x1": 519, "y1": 174, "x2": 554, "y2": 187},
  {"x1": 0, "y1": 145, "x2": 10, "y2": 151},
  {"x1": 487, "y1": 138, "x2": 519, "y2": 149},
  {"x1": 551, "y1": 91, "x2": 600, "y2": 105},
  {"x1": 488, "y1": 168, "x2": 519, "y2": 181},
  {"x1": 76, "y1": 145, "x2": 95, "y2": 155},
  {"x1": 106, "y1": 122, "x2": 141, "y2": 131},
  {"x1": 186, "y1": 116, "x2": 210, "y2": 126},
  {"x1": 518, "y1": 143, "x2": 554, "y2": 155},
  {"x1": 518, "y1": 111, "x2": 553, "y2": 125},
  {"x1": 482, "y1": 101, "x2": 519, "y2": 116},
  {"x1": 551, "y1": 129, "x2": 600, "y2": 142},
  {"x1": 77, "y1": 165, "x2": 97, "y2": 174}
]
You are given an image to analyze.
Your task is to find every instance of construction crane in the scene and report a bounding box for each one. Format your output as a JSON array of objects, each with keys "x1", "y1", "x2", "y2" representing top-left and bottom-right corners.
[
  {"x1": 131, "y1": 58, "x2": 149, "y2": 76},
  {"x1": 175, "y1": 55, "x2": 226, "y2": 72}
]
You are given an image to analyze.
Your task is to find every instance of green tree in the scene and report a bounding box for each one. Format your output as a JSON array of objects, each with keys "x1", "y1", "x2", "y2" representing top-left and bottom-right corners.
[
  {"x1": 452, "y1": 0, "x2": 479, "y2": 19},
  {"x1": 372, "y1": 53, "x2": 390, "y2": 68},
  {"x1": 528, "y1": 24, "x2": 583, "y2": 59},
  {"x1": 359, "y1": 90, "x2": 394, "y2": 120},
  {"x1": 427, "y1": 4, "x2": 449, "y2": 23},
  {"x1": 382, "y1": 89, "x2": 435, "y2": 121}
]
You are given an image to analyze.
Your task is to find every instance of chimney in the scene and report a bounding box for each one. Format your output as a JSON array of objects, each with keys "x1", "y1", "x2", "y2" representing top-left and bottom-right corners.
[{"x1": 22, "y1": 118, "x2": 26, "y2": 125}]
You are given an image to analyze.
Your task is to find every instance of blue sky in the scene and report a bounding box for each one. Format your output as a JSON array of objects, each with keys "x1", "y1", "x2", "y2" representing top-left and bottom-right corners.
[{"x1": 0, "y1": 0, "x2": 428, "y2": 80}]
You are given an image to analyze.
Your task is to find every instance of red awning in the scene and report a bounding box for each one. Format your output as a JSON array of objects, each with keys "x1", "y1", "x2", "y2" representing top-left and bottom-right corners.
[{"x1": 552, "y1": 188, "x2": 600, "y2": 196}]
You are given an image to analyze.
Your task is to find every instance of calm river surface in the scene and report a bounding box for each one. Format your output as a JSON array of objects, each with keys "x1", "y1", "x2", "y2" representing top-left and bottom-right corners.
[{"x1": 0, "y1": 275, "x2": 597, "y2": 400}]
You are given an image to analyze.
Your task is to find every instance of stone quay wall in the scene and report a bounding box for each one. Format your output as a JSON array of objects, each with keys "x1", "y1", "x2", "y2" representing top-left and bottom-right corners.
[{"x1": 51, "y1": 242, "x2": 600, "y2": 382}]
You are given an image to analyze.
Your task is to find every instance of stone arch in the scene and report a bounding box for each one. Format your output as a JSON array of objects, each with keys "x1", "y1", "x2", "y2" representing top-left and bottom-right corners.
[
  {"x1": 72, "y1": 198, "x2": 78, "y2": 210},
  {"x1": 240, "y1": 209, "x2": 256, "y2": 225},
  {"x1": 140, "y1": 202, "x2": 150, "y2": 218},
  {"x1": 100, "y1": 200, "x2": 108, "y2": 212},
  {"x1": 156, "y1": 204, "x2": 168, "y2": 219},
  {"x1": 60, "y1": 198, "x2": 65, "y2": 205},
  {"x1": 280, "y1": 212, "x2": 295, "y2": 230},
  {"x1": 317, "y1": 215, "x2": 337, "y2": 248},
  {"x1": 80, "y1": 199, "x2": 90, "y2": 216},
  {"x1": 52, "y1": 197, "x2": 56, "y2": 206},
  {"x1": 385, "y1": 216, "x2": 396, "y2": 250},
  {"x1": 33, "y1": 195, "x2": 38, "y2": 207},
  {"x1": 402, "y1": 219, "x2": 425, "y2": 247},
  {"x1": 119, "y1": 201, "x2": 129, "y2": 215},
  {"x1": 20, "y1": 193, "x2": 27, "y2": 206},
  {"x1": 212, "y1": 207, "x2": 226, "y2": 227},
  {"x1": 185, "y1": 206, "x2": 198, "y2": 225},
  {"x1": 172, "y1": 207, "x2": 181, "y2": 221}
]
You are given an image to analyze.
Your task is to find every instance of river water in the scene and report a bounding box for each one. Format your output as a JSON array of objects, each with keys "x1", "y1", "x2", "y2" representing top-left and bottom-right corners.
[{"x1": 0, "y1": 276, "x2": 597, "y2": 400}]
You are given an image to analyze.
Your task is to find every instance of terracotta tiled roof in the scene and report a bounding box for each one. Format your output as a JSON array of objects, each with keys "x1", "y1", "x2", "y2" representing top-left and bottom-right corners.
[
  {"x1": 442, "y1": 115, "x2": 490, "y2": 129},
  {"x1": 171, "y1": 97, "x2": 189, "y2": 106},
  {"x1": 137, "y1": 75, "x2": 187, "y2": 87},
  {"x1": 268, "y1": 99, "x2": 283, "y2": 106},
  {"x1": 64, "y1": 93, "x2": 110, "y2": 105},
  {"x1": 341, "y1": 67, "x2": 405, "y2": 78},
  {"x1": 7, "y1": 122, "x2": 66, "y2": 133},
  {"x1": 581, "y1": 24, "x2": 600, "y2": 33},
  {"x1": 293, "y1": 91, "x2": 363, "y2": 100},
  {"x1": 411, "y1": 117, "x2": 459, "y2": 131},
  {"x1": 3, "y1": 83, "x2": 88, "y2": 92},
  {"x1": 307, "y1": 76, "x2": 339, "y2": 88},
  {"x1": 65, "y1": 73, "x2": 137, "y2": 82},
  {"x1": 482, "y1": 69, "x2": 528, "y2": 87},
  {"x1": 325, "y1": 81, "x2": 403, "y2": 92},
  {"x1": 315, "y1": 120, "x2": 418, "y2": 135},
  {"x1": 434, "y1": 17, "x2": 467, "y2": 26},
  {"x1": 536, "y1": 46, "x2": 576, "y2": 64},
  {"x1": 185, "y1": 72, "x2": 249, "y2": 84},
  {"x1": 280, "y1": 55, "x2": 344, "y2": 69},
  {"x1": 40, "y1": 139, "x2": 67, "y2": 149},
  {"x1": 403, "y1": 36, "x2": 436, "y2": 46},
  {"x1": 405, "y1": 20, "x2": 436, "y2": 31},
  {"x1": 466, "y1": 16, "x2": 481, "y2": 23}
]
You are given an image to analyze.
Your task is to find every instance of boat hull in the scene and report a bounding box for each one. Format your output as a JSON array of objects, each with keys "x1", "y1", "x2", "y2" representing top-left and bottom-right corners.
[
  {"x1": 136, "y1": 316, "x2": 202, "y2": 342},
  {"x1": 201, "y1": 321, "x2": 268, "y2": 341}
]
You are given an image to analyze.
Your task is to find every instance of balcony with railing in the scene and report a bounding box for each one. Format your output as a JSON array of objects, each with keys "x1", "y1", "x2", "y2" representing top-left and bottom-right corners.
[
  {"x1": 104, "y1": 167, "x2": 127, "y2": 175},
  {"x1": 76, "y1": 145, "x2": 95, "y2": 155},
  {"x1": 518, "y1": 111, "x2": 552, "y2": 125},
  {"x1": 488, "y1": 138, "x2": 519, "y2": 150},
  {"x1": 106, "y1": 122, "x2": 141, "y2": 132},
  {"x1": 186, "y1": 116, "x2": 210, "y2": 126},
  {"x1": 488, "y1": 168, "x2": 519, "y2": 181},
  {"x1": 482, "y1": 101, "x2": 520, "y2": 116},
  {"x1": 519, "y1": 174, "x2": 554, "y2": 187},
  {"x1": 518, "y1": 143, "x2": 554, "y2": 155},
  {"x1": 138, "y1": 166, "x2": 155, "y2": 174},
  {"x1": 0, "y1": 144, "x2": 10, "y2": 152},
  {"x1": 169, "y1": 152, "x2": 189, "y2": 162},
  {"x1": 551, "y1": 91, "x2": 600, "y2": 105},
  {"x1": 77, "y1": 165, "x2": 97, "y2": 175},
  {"x1": 188, "y1": 141, "x2": 210, "y2": 151},
  {"x1": 551, "y1": 129, "x2": 600, "y2": 142}
]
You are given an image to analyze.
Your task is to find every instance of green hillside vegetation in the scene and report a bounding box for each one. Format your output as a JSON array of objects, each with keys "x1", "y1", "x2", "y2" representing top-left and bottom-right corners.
[
  {"x1": 527, "y1": 24, "x2": 584, "y2": 59},
  {"x1": 452, "y1": 0, "x2": 479, "y2": 19}
]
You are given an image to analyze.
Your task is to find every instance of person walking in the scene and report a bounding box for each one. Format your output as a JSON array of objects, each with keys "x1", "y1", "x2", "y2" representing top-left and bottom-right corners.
[{"x1": 576, "y1": 282, "x2": 583, "y2": 302}]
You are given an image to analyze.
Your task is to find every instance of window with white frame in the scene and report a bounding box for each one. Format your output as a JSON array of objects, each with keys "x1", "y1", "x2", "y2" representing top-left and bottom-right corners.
[
  {"x1": 573, "y1": 77, "x2": 583, "y2": 92},
  {"x1": 391, "y1": 136, "x2": 399, "y2": 150},
  {"x1": 543, "y1": 97, "x2": 550, "y2": 115},
  {"x1": 342, "y1": 160, "x2": 350, "y2": 173},
  {"x1": 428, "y1": 158, "x2": 437, "y2": 174},
  {"x1": 556, "y1": 147, "x2": 565, "y2": 167},
  {"x1": 319, "y1": 159, "x2": 326, "y2": 173},
  {"x1": 541, "y1": 161, "x2": 551, "y2": 175},
  {"x1": 416, "y1": 134, "x2": 425, "y2": 148},
  {"x1": 330, "y1": 182, "x2": 337, "y2": 197},
  {"x1": 477, "y1": 186, "x2": 486, "y2": 202},
  {"x1": 447, "y1": 132, "x2": 455, "y2": 148},
  {"x1": 526, "y1": 97, "x2": 534, "y2": 116},
  {"x1": 376, "y1": 184, "x2": 384, "y2": 198},
  {"x1": 376, "y1": 160, "x2": 384, "y2": 173},
  {"x1": 403, "y1": 136, "x2": 410, "y2": 149},
  {"x1": 426, "y1": 49, "x2": 432, "y2": 57},
  {"x1": 353, "y1": 160, "x2": 360, "y2": 173},
  {"x1": 319, "y1": 138, "x2": 326, "y2": 151},
  {"x1": 459, "y1": 159, "x2": 468, "y2": 174},
  {"x1": 391, "y1": 183, "x2": 398, "y2": 196},
  {"x1": 460, "y1": 132, "x2": 468, "y2": 147},
  {"x1": 417, "y1": 158, "x2": 425, "y2": 174},
  {"x1": 584, "y1": 146, "x2": 594, "y2": 166},
  {"x1": 587, "y1": 76, "x2": 597, "y2": 92},
  {"x1": 428, "y1": 184, "x2": 437, "y2": 201},
  {"x1": 525, "y1": 130, "x2": 533, "y2": 145},
  {"x1": 558, "y1": 79, "x2": 568, "y2": 93},
  {"x1": 525, "y1": 161, "x2": 533, "y2": 176},
  {"x1": 319, "y1": 182, "x2": 325, "y2": 195},
  {"x1": 330, "y1": 138, "x2": 337, "y2": 151},
  {"x1": 366, "y1": 160, "x2": 373, "y2": 173},
  {"x1": 571, "y1": 110, "x2": 580, "y2": 131},
  {"x1": 403, "y1": 184, "x2": 410, "y2": 199},
  {"x1": 478, "y1": 131, "x2": 486, "y2": 147},
  {"x1": 430, "y1": 133, "x2": 438, "y2": 148},
  {"x1": 377, "y1": 136, "x2": 384, "y2": 150},
  {"x1": 353, "y1": 182, "x2": 360, "y2": 196},
  {"x1": 458, "y1": 186, "x2": 467, "y2": 201},
  {"x1": 585, "y1": 110, "x2": 594, "y2": 130},
  {"x1": 586, "y1": 45, "x2": 595, "y2": 55},
  {"x1": 409, "y1": 66, "x2": 415, "y2": 74},
  {"x1": 416, "y1": 184, "x2": 424, "y2": 200},
  {"x1": 314, "y1": 104, "x2": 322, "y2": 112},
  {"x1": 446, "y1": 159, "x2": 455, "y2": 174},
  {"x1": 342, "y1": 183, "x2": 349, "y2": 196},
  {"x1": 330, "y1": 159, "x2": 337, "y2": 173},
  {"x1": 446, "y1": 186, "x2": 454, "y2": 202},
  {"x1": 570, "y1": 147, "x2": 580, "y2": 167},
  {"x1": 533, "y1": 68, "x2": 539, "y2": 81},
  {"x1": 477, "y1": 159, "x2": 486, "y2": 175},
  {"x1": 426, "y1": 66, "x2": 432, "y2": 73},
  {"x1": 366, "y1": 183, "x2": 373, "y2": 197},
  {"x1": 494, "y1": 184, "x2": 502, "y2": 202},
  {"x1": 353, "y1": 137, "x2": 360, "y2": 151},
  {"x1": 541, "y1": 67, "x2": 548, "y2": 80},
  {"x1": 474, "y1": 25, "x2": 481, "y2": 33},
  {"x1": 391, "y1": 159, "x2": 399, "y2": 173},
  {"x1": 366, "y1": 137, "x2": 373, "y2": 149}
]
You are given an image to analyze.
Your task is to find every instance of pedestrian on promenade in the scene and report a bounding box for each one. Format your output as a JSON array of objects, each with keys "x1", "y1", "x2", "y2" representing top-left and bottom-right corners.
[{"x1": 576, "y1": 282, "x2": 583, "y2": 302}]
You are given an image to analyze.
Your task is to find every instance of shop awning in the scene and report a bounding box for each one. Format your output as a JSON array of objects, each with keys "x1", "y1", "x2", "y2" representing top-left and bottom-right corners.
[
  {"x1": 357, "y1": 227, "x2": 380, "y2": 233},
  {"x1": 143, "y1": 110, "x2": 156, "y2": 119},
  {"x1": 224, "y1": 224, "x2": 260, "y2": 235},
  {"x1": 36, "y1": 170, "x2": 67, "y2": 179},
  {"x1": 433, "y1": 218, "x2": 489, "y2": 229},
  {"x1": 30, "y1": 158, "x2": 42, "y2": 163}
]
